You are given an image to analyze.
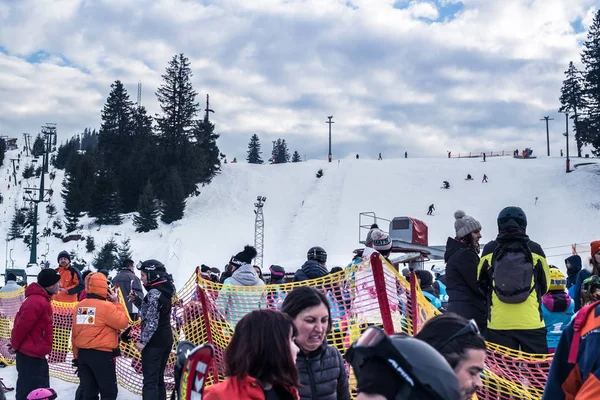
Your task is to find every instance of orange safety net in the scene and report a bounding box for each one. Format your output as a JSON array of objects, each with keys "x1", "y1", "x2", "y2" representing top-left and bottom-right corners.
[{"x1": 0, "y1": 257, "x2": 553, "y2": 398}]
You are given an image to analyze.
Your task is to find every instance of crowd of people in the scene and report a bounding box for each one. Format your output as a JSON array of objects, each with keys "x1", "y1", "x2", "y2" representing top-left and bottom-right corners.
[{"x1": 3, "y1": 205, "x2": 600, "y2": 399}]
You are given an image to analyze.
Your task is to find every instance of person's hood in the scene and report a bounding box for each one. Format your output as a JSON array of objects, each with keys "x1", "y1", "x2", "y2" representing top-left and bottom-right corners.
[
  {"x1": 300, "y1": 259, "x2": 329, "y2": 279},
  {"x1": 87, "y1": 273, "x2": 108, "y2": 298},
  {"x1": 542, "y1": 290, "x2": 571, "y2": 313},
  {"x1": 25, "y1": 282, "x2": 52, "y2": 300},
  {"x1": 444, "y1": 237, "x2": 469, "y2": 262},
  {"x1": 565, "y1": 255, "x2": 582, "y2": 276},
  {"x1": 229, "y1": 264, "x2": 263, "y2": 286},
  {"x1": 496, "y1": 220, "x2": 530, "y2": 243}
]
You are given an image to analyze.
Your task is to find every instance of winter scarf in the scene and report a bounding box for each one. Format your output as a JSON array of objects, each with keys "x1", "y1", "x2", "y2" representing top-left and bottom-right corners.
[{"x1": 542, "y1": 290, "x2": 572, "y2": 313}]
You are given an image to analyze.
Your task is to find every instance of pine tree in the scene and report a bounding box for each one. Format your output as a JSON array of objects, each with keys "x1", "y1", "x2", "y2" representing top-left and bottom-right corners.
[
  {"x1": 192, "y1": 117, "x2": 221, "y2": 186},
  {"x1": 22, "y1": 164, "x2": 34, "y2": 179},
  {"x1": 160, "y1": 169, "x2": 186, "y2": 224},
  {"x1": 581, "y1": 10, "x2": 600, "y2": 155},
  {"x1": 156, "y1": 54, "x2": 200, "y2": 146},
  {"x1": 292, "y1": 150, "x2": 301, "y2": 162},
  {"x1": 86, "y1": 236, "x2": 96, "y2": 253},
  {"x1": 246, "y1": 134, "x2": 264, "y2": 164},
  {"x1": 559, "y1": 61, "x2": 586, "y2": 157},
  {"x1": 7, "y1": 209, "x2": 25, "y2": 240},
  {"x1": 89, "y1": 169, "x2": 122, "y2": 226},
  {"x1": 134, "y1": 182, "x2": 159, "y2": 233},
  {"x1": 0, "y1": 138, "x2": 6, "y2": 167},
  {"x1": 274, "y1": 139, "x2": 290, "y2": 163},
  {"x1": 24, "y1": 207, "x2": 36, "y2": 228},
  {"x1": 32, "y1": 134, "x2": 45, "y2": 157},
  {"x1": 98, "y1": 80, "x2": 134, "y2": 165},
  {"x1": 93, "y1": 238, "x2": 119, "y2": 271},
  {"x1": 118, "y1": 237, "x2": 132, "y2": 265},
  {"x1": 62, "y1": 170, "x2": 85, "y2": 233},
  {"x1": 46, "y1": 202, "x2": 58, "y2": 218}
]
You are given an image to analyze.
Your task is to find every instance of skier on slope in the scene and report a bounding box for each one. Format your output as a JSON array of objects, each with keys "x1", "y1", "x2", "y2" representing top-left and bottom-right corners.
[
  {"x1": 427, "y1": 204, "x2": 435, "y2": 216},
  {"x1": 482, "y1": 174, "x2": 488, "y2": 183}
]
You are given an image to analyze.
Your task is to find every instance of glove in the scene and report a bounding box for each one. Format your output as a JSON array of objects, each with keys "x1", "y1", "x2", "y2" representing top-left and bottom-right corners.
[
  {"x1": 72, "y1": 358, "x2": 79, "y2": 375},
  {"x1": 120, "y1": 326, "x2": 132, "y2": 343}
]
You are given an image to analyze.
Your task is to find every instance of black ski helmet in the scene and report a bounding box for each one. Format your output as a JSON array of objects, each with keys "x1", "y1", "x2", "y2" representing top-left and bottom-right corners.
[
  {"x1": 389, "y1": 334, "x2": 460, "y2": 399},
  {"x1": 137, "y1": 259, "x2": 167, "y2": 284},
  {"x1": 307, "y1": 246, "x2": 327, "y2": 263},
  {"x1": 497, "y1": 206, "x2": 527, "y2": 231}
]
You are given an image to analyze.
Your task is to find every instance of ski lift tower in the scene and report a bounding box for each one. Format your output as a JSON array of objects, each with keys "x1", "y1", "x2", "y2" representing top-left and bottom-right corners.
[{"x1": 254, "y1": 196, "x2": 266, "y2": 269}]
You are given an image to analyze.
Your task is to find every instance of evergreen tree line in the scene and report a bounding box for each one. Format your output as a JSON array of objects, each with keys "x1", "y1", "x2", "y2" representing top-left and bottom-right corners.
[
  {"x1": 559, "y1": 10, "x2": 600, "y2": 156},
  {"x1": 0, "y1": 138, "x2": 6, "y2": 168},
  {"x1": 246, "y1": 134, "x2": 302, "y2": 164},
  {"x1": 56, "y1": 54, "x2": 221, "y2": 233}
]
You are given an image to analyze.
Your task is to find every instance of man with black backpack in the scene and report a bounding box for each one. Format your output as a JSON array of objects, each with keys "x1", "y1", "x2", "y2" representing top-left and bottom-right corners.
[{"x1": 477, "y1": 206, "x2": 550, "y2": 354}]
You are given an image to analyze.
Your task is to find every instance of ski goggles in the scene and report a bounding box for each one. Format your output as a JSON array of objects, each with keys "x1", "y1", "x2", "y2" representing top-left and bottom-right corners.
[
  {"x1": 345, "y1": 326, "x2": 416, "y2": 388},
  {"x1": 437, "y1": 319, "x2": 480, "y2": 350}
]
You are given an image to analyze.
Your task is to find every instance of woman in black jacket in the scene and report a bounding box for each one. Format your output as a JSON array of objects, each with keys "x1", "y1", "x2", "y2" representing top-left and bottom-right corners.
[
  {"x1": 445, "y1": 211, "x2": 487, "y2": 333},
  {"x1": 282, "y1": 286, "x2": 350, "y2": 400}
]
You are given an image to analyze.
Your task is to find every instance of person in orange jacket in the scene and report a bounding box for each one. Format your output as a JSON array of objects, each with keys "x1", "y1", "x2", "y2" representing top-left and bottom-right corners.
[
  {"x1": 54, "y1": 250, "x2": 83, "y2": 303},
  {"x1": 72, "y1": 272, "x2": 129, "y2": 400},
  {"x1": 204, "y1": 309, "x2": 300, "y2": 400}
]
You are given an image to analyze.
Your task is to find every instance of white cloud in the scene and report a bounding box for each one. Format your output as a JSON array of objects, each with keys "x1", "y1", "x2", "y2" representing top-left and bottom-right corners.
[{"x1": 0, "y1": 0, "x2": 597, "y2": 159}]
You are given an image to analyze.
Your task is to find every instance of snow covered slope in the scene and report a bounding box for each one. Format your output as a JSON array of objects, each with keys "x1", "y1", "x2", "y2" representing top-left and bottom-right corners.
[{"x1": 2, "y1": 150, "x2": 600, "y2": 285}]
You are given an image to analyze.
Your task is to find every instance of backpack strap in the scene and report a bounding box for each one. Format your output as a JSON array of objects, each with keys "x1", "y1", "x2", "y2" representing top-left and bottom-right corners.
[{"x1": 568, "y1": 300, "x2": 600, "y2": 364}]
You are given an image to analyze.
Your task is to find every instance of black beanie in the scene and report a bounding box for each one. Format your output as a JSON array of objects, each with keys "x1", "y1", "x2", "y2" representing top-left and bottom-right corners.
[
  {"x1": 38, "y1": 269, "x2": 61, "y2": 288},
  {"x1": 57, "y1": 250, "x2": 71, "y2": 263},
  {"x1": 230, "y1": 245, "x2": 257, "y2": 267}
]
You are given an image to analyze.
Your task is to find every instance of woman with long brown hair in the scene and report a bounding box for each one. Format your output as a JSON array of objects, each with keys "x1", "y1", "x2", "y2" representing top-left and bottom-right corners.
[{"x1": 204, "y1": 309, "x2": 300, "y2": 399}]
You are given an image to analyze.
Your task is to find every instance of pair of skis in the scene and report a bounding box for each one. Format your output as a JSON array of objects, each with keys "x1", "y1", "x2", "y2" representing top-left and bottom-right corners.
[{"x1": 171, "y1": 342, "x2": 215, "y2": 400}]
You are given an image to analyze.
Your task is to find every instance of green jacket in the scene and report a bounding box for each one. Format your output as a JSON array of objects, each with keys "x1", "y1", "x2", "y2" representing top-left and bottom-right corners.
[{"x1": 477, "y1": 228, "x2": 550, "y2": 331}]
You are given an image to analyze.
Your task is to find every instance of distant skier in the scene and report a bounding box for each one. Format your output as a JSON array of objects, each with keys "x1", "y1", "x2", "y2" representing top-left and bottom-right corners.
[
  {"x1": 356, "y1": 154, "x2": 359, "y2": 159},
  {"x1": 427, "y1": 204, "x2": 435, "y2": 216},
  {"x1": 378, "y1": 153, "x2": 382, "y2": 160},
  {"x1": 482, "y1": 174, "x2": 488, "y2": 183},
  {"x1": 483, "y1": 152, "x2": 486, "y2": 162},
  {"x1": 466, "y1": 174, "x2": 473, "y2": 180},
  {"x1": 448, "y1": 151, "x2": 452, "y2": 158},
  {"x1": 405, "y1": 151, "x2": 408, "y2": 158},
  {"x1": 560, "y1": 149, "x2": 564, "y2": 157},
  {"x1": 442, "y1": 181, "x2": 450, "y2": 189}
]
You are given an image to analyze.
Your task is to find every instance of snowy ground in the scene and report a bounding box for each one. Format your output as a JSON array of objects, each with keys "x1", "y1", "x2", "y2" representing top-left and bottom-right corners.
[{"x1": 1, "y1": 149, "x2": 600, "y2": 396}]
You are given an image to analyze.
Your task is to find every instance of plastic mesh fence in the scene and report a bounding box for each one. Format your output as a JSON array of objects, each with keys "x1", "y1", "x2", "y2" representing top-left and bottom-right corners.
[{"x1": 0, "y1": 258, "x2": 553, "y2": 398}]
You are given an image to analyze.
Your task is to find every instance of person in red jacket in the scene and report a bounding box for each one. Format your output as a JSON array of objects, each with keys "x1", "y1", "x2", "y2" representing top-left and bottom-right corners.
[
  {"x1": 204, "y1": 309, "x2": 300, "y2": 400},
  {"x1": 9, "y1": 268, "x2": 61, "y2": 400}
]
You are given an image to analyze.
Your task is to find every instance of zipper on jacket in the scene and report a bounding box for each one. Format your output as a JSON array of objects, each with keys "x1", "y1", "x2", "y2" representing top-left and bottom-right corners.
[{"x1": 305, "y1": 354, "x2": 318, "y2": 400}]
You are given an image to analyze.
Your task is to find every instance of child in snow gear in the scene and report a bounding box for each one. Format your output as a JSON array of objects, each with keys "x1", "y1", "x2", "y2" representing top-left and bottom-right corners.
[
  {"x1": 431, "y1": 266, "x2": 449, "y2": 309},
  {"x1": 172, "y1": 342, "x2": 214, "y2": 400},
  {"x1": 427, "y1": 204, "x2": 435, "y2": 215},
  {"x1": 378, "y1": 153, "x2": 382, "y2": 160},
  {"x1": 466, "y1": 174, "x2": 473, "y2": 180},
  {"x1": 443, "y1": 181, "x2": 450, "y2": 189},
  {"x1": 416, "y1": 269, "x2": 442, "y2": 310},
  {"x1": 541, "y1": 267, "x2": 574, "y2": 353},
  {"x1": 345, "y1": 326, "x2": 460, "y2": 400},
  {"x1": 477, "y1": 206, "x2": 550, "y2": 354},
  {"x1": 132, "y1": 259, "x2": 176, "y2": 400},
  {"x1": 482, "y1": 174, "x2": 488, "y2": 183}
]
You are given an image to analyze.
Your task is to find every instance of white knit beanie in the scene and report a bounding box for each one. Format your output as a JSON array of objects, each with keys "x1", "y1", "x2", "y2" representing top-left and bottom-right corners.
[{"x1": 454, "y1": 210, "x2": 482, "y2": 238}]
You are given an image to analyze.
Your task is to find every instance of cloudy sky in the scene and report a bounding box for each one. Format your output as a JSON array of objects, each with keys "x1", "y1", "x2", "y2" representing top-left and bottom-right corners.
[{"x1": 0, "y1": 0, "x2": 597, "y2": 160}]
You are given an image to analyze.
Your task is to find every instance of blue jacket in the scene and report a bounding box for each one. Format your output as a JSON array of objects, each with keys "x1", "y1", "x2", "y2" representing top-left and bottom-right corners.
[
  {"x1": 543, "y1": 302, "x2": 600, "y2": 399},
  {"x1": 574, "y1": 268, "x2": 594, "y2": 312},
  {"x1": 541, "y1": 291, "x2": 575, "y2": 350},
  {"x1": 565, "y1": 255, "x2": 582, "y2": 289}
]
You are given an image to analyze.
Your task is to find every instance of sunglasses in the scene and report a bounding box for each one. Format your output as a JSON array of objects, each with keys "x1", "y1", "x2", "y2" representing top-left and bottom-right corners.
[{"x1": 436, "y1": 319, "x2": 480, "y2": 350}]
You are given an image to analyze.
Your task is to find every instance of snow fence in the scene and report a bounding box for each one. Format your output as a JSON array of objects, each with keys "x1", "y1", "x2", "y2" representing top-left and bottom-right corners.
[{"x1": 0, "y1": 254, "x2": 552, "y2": 398}]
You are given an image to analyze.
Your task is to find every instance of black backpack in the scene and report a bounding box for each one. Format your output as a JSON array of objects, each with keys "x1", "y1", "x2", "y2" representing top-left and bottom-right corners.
[{"x1": 490, "y1": 240, "x2": 535, "y2": 304}]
